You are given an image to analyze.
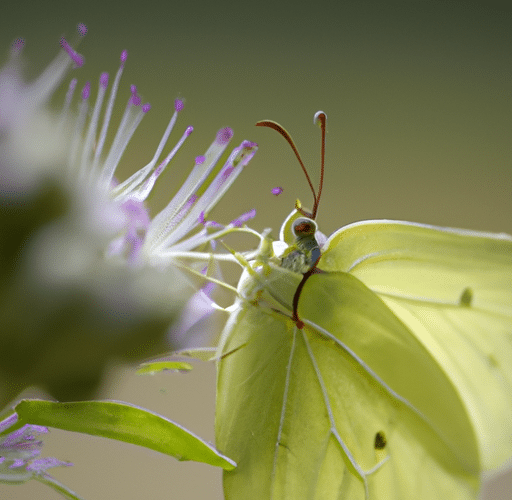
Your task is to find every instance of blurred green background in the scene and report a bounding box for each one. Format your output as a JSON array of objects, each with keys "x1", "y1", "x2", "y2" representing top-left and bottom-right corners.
[{"x1": 0, "y1": 0, "x2": 510, "y2": 498}]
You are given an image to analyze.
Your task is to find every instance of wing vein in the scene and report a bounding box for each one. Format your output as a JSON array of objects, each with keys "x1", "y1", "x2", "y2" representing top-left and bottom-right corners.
[
  {"x1": 301, "y1": 317, "x2": 464, "y2": 463},
  {"x1": 301, "y1": 327, "x2": 371, "y2": 498},
  {"x1": 377, "y1": 291, "x2": 512, "y2": 321},
  {"x1": 270, "y1": 325, "x2": 297, "y2": 499}
]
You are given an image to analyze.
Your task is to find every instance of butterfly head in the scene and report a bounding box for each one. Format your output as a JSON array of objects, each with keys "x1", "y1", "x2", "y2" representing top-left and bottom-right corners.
[
  {"x1": 292, "y1": 217, "x2": 318, "y2": 239},
  {"x1": 256, "y1": 112, "x2": 328, "y2": 327}
]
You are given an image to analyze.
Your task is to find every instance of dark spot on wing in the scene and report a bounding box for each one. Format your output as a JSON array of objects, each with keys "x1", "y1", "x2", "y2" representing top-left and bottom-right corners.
[
  {"x1": 374, "y1": 431, "x2": 386, "y2": 450},
  {"x1": 459, "y1": 287, "x2": 473, "y2": 307}
]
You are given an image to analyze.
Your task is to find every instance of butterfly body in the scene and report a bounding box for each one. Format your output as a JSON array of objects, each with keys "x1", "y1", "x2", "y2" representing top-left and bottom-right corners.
[{"x1": 217, "y1": 218, "x2": 512, "y2": 499}]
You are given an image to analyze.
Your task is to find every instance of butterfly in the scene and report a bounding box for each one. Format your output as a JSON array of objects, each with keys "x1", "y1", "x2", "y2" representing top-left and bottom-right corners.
[{"x1": 214, "y1": 111, "x2": 512, "y2": 499}]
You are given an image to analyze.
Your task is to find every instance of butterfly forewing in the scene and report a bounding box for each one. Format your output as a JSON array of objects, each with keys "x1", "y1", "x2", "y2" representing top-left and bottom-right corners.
[{"x1": 217, "y1": 263, "x2": 481, "y2": 499}]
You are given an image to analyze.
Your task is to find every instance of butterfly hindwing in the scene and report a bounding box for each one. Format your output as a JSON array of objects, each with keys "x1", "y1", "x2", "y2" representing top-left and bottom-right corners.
[{"x1": 320, "y1": 220, "x2": 512, "y2": 472}]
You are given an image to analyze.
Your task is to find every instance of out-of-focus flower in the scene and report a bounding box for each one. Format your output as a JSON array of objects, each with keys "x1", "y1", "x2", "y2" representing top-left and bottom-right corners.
[
  {"x1": 0, "y1": 25, "x2": 257, "y2": 405},
  {"x1": 0, "y1": 413, "x2": 73, "y2": 490}
]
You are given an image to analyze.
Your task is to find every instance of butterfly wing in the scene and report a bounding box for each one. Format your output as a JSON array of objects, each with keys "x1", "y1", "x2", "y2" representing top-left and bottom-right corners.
[
  {"x1": 319, "y1": 220, "x2": 512, "y2": 473},
  {"x1": 215, "y1": 233, "x2": 498, "y2": 499}
]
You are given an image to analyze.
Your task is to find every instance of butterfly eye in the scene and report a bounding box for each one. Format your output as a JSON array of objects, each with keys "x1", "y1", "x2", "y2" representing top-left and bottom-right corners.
[{"x1": 292, "y1": 217, "x2": 317, "y2": 237}]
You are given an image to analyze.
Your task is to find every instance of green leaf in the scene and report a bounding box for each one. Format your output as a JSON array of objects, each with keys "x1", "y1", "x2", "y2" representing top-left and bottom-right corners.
[
  {"x1": 172, "y1": 347, "x2": 218, "y2": 361},
  {"x1": 136, "y1": 361, "x2": 193, "y2": 375},
  {"x1": 15, "y1": 399, "x2": 235, "y2": 470}
]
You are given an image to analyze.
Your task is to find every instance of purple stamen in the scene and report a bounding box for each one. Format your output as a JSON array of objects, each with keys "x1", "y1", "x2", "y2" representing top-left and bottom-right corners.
[
  {"x1": 100, "y1": 95, "x2": 146, "y2": 183},
  {"x1": 1, "y1": 424, "x2": 48, "y2": 449},
  {"x1": 198, "y1": 212, "x2": 222, "y2": 228},
  {"x1": 130, "y1": 123, "x2": 194, "y2": 202},
  {"x1": 79, "y1": 73, "x2": 112, "y2": 179},
  {"x1": 91, "y1": 50, "x2": 129, "y2": 172},
  {"x1": 195, "y1": 155, "x2": 205, "y2": 165},
  {"x1": 156, "y1": 194, "x2": 200, "y2": 240},
  {"x1": 0, "y1": 419, "x2": 74, "y2": 476},
  {"x1": 59, "y1": 37, "x2": 84, "y2": 68},
  {"x1": 120, "y1": 49, "x2": 128, "y2": 66},
  {"x1": 220, "y1": 165, "x2": 234, "y2": 181},
  {"x1": 215, "y1": 127, "x2": 234, "y2": 145},
  {"x1": 174, "y1": 99, "x2": 184, "y2": 112},
  {"x1": 112, "y1": 100, "x2": 190, "y2": 201},
  {"x1": 186, "y1": 125, "x2": 193, "y2": 137},
  {"x1": 11, "y1": 37, "x2": 24, "y2": 54},
  {"x1": 100, "y1": 72, "x2": 109, "y2": 89},
  {"x1": 232, "y1": 140, "x2": 258, "y2": 168},
  {"x1": 142, "y1": 103, "x2": 151, "y2": 113},
  {"x1": 169, "y1": 163, "x2": 236, "y2": 237},
  {"x1": 68, "y1": 80, "x2": 90, "y2": 169},
  {"x1": 230, "y1": 208, "x2": 256, "y2": 227},
  {"x1": 81, "y1": 81, "x2": 91, "y2": 100},
  {"x1": 170, "y1": 140, "x2": 257, "y2": 240},
  {"x1": 185, "y1": 194, "x2": 198, "y2": 208},
  {"x1": 26, "y1": 457, "x2": 73, "y2": 472},
  {"x1": 153, "y1": 162, "x2": 165, "y2": 177},
  {"x1": 131, "y1": 92, "x2": 141, "y2": 107},
  {"x1": 272, "y1": 186, "x2": 283, "y2": 195},
  {"x1": 77, "y1": 23, "x2": 87, "y2": 37},
  {"x1": 107, "y1": 199, "x2": 152, "y2": 263}
]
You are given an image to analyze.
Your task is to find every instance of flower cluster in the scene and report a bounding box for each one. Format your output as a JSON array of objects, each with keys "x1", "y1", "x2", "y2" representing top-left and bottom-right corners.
[
  {"x1": 0, "y1": 413, "x2": 72, "y2": 486},
  {"x1": 0, "y1": 24, "x2": 258, "y2": 405}
]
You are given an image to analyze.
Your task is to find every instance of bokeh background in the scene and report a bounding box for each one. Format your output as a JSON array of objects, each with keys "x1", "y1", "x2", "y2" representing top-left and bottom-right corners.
[{"x1": 0, "y1": 0, "x2": 510, "y2": 498}]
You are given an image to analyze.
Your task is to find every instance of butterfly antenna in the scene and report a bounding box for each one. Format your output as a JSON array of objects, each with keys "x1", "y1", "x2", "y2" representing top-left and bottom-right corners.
[
  {"x1": 256, "y1": 119, "x2": 318, "y2": 218},
  {"x1": 312, "y1": 111, "x2": 326, "y2": 219}
]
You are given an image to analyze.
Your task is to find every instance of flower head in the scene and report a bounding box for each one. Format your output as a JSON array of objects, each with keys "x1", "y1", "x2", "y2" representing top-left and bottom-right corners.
[
  {"x1": 0, "y1": 25, "x2": 257, "y2": 403},
  {"x1": 0, "y1": 413, "x2": 71, "y2": 485}
]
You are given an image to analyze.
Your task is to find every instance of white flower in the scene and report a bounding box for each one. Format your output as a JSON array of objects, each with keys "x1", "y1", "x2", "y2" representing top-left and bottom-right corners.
[{"x1": 0, "y1": 24, "x2": 257, "y2": 404}]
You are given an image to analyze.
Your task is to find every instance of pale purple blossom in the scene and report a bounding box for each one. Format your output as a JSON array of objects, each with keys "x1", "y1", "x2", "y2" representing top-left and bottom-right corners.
[{"x1": 0, "y1": 414, "x2": 71, "y2": 484}]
